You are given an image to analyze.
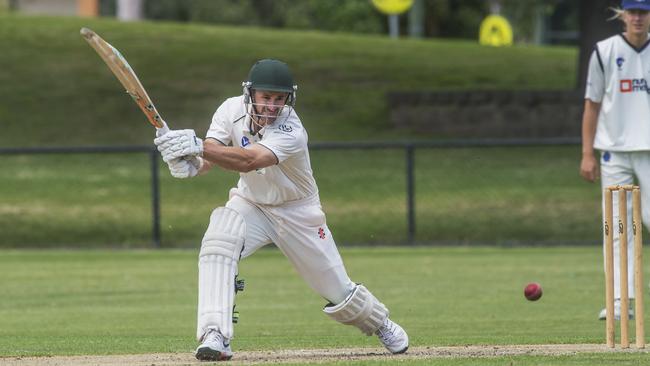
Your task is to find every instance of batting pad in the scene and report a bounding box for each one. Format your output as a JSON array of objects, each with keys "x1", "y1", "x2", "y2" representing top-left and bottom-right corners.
[
  {"x1": 323, "y1": 284, "x2": 389, "y2": 335},
  {"x1": 197, "y1": 207, "x2": 246, "y2": 341}
]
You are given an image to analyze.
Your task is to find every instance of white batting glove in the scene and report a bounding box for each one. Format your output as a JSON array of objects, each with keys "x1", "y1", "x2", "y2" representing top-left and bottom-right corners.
[
  {"x1": 154, "y1": 129, "x2": 203, "y2": 163},
  {"x1": 155, "y1": 121, "x2": 170, "y2": 137},
  {"x1": 167, "y1": 156, "x2": 203, "y2": 179}
]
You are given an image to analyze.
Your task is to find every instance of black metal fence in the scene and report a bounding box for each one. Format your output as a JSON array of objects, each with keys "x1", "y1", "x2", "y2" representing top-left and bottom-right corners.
[{"x1": 0, "y1": 137, "x2": 582, "y2": 248}]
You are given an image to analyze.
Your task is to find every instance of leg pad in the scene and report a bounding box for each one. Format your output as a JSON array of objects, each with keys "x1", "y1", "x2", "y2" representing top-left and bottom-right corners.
[
  {"x1": 323, "y1": 284, "x2": 389, "y2": 335},
  {"x1": 197, "y1": 207, "x2": 246, "y2": 341}
]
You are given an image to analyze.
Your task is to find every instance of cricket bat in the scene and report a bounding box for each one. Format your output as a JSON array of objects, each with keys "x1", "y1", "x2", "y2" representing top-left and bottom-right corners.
[{"x1": 80, "y1": 27, "x2": 169, "y2": 134}]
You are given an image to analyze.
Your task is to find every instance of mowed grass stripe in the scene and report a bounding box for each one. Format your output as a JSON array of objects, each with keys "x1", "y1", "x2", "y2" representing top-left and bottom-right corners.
[
  {"x1": 0, "y1": 146, "x2": 600, "y2": 247},
  {"x1": 0, "y1": 247, "x2": 645, "y2": 361},
  {"x1": 0, "y1": 14, "x2": 575, "y2": 147}
]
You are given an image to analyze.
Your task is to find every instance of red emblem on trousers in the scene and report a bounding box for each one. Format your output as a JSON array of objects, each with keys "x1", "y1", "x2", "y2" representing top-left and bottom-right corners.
[{"x1": 318, "y1": 227, "x2": 326, "y2": 239}]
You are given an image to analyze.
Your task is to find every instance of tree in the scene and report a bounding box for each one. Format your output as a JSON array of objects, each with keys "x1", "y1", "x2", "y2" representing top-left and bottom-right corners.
[{"x1": 576, "y1": 0, "x2": 620, "y2": 91}]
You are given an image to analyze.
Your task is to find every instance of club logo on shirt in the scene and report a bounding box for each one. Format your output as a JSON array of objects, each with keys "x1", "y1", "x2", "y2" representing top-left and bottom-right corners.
[
  {"x1": 620, "y1": 78, "x2": 650, "y2": 93},
  {"x1": 318, "y1": 227, "x2": 326, "y2": 239},
  {"x1": 278, "y1": 124, "x2": 293, "y2": 133},
  {"x1": 616, "y1": 57, "x2": 625, "y2": 70},
  {"x1": 241, "y1": 136, "x2": 250, "y2": 147},
  {"x1": 603, "y1": 151, "x2": 611, "y2": 162}
]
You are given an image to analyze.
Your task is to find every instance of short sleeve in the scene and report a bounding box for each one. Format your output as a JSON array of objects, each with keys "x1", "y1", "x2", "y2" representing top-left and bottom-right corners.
[
  {"x1": 585, "y1": 47, "x2": 605, "y2": 103},
  {"x1": 206, "y1": 103, "x2": 233, "y2": 146},
  {"x1": 257, "y1": 122, "x2": 305, "y2": 163}
]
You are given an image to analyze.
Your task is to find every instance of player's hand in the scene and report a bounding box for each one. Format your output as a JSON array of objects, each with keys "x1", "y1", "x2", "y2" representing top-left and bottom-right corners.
[
  {"x1": 580, "y1": 154, "x2": 599, "y2": 182},
  {"x1": 167, "y1": 156, "x2": 202, "y2": 179},
  {"x1": 154, "y1": 129, "x2": 203, "y2": 163}
]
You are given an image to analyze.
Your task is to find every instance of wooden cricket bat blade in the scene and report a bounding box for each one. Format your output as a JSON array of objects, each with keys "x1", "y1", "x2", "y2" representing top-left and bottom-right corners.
[
  {"x1": 80, "y1": 27, "x2": 93, "y2": 38},
  {"x1": 80, "y1": 27, "x2": 168, "y2": 132}
]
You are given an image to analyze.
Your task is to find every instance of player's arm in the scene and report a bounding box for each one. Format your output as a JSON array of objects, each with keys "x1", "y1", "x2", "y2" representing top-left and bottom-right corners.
[
  {"x1": 580, "y1": 46, "x2": 605, "y2": 183},
  {"x1": 580, "y1": 99, "x2": 601, "y2": 183},
  {"x1": 202, "y1": 138, "x2": 278, "y2": 173}
]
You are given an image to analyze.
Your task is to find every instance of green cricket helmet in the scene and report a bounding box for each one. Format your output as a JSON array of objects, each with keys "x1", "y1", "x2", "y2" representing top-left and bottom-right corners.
[{"x1": 243, "y1": 59, "x2": 297, "y2": 106}]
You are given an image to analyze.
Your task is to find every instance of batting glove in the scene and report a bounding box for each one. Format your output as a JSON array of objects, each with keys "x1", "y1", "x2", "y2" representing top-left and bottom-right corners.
[
  {"x1": 155, "y1": 121, "x2": 170, "y2": 137},
  {"x1": 167, "y1": 156, "x2": 202, "y2": 179},
  {"x1": 154, "y1": 129, "x2": 203, "y2": 163}
]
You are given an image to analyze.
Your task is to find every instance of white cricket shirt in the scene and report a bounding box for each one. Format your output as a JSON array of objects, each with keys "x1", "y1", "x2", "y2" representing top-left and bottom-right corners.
[
  {"x1": 586, "y1": 34, "x2": 650, "y2": 151},
  {"x1": 205, "y1": 96, "x2": 318, "y2": 205}
]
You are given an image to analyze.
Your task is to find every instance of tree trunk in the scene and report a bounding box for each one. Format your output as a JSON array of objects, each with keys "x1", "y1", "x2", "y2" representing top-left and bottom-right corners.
[{"x1": 408, "y1": 0, "x2": 425, "y2": 38}]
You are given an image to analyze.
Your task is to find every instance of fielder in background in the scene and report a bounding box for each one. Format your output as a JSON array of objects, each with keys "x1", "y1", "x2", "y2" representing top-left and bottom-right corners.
[
  {"x1": 580, "y1": 0, "x2": 650, "y2": 321},
  {"x1": 153, "y1": 59, "x2": 409, "y2": 361}
]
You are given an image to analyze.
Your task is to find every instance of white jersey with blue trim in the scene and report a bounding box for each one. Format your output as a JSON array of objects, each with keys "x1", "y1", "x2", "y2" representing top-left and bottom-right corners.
[
  {"x1": 585, "y1": 34, "x2": 650, "y2": 151},
  {"x1": 205, "y1": 95, "x2": 318, "y2": 205}
]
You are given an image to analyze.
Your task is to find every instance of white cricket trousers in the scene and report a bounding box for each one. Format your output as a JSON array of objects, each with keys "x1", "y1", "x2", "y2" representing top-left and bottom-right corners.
[
  {"x1": 226, "y1": 191, "x2": 356, "y2": 304},
  {"x1": 600, "y1": 151, "x2": 650, "y2": 299}
]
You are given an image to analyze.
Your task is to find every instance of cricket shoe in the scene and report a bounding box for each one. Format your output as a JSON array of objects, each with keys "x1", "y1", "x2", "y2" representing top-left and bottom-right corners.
[
  {"x1": 375, "y1": 318, "x2": 409, "y2": 354},
  {"x1": 598, "y1": 299, "x2": 634, "y2": 320},
  {"x1": 195, "y1": 328, "x2": 233, "y2": 361}
]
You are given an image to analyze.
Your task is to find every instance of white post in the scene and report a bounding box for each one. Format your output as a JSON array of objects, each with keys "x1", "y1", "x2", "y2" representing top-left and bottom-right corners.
[
  {"x1": 389, "y1": 14, "x2": 399, "y2": 39},
  {"x1": 489, "y1": 0, "x2": 501, "y2": 15},
  {"x1": 117, "y1": 0, "x2": 143, "y2": 21}
]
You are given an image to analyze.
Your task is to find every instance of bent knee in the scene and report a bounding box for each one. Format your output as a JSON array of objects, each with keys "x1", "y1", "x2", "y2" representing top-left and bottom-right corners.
[{"x1": 201, "y1": 207, "x2": 246, "y2": 260}]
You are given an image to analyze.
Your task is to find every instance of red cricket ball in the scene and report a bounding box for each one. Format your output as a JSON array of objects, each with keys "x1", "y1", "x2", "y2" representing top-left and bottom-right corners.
[{"x1": 524, "y1": 282, "x2": 543, "y2": 301}]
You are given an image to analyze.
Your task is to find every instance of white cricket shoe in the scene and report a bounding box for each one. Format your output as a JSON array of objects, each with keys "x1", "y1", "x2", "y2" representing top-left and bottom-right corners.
[
  {"x1": 598, "y1": 299, "x2": 634, "y2": 320},
  {"x1": 195, "y1": 328, "x2": 233, "y2": 361},
  {"x1": 375, "y1": 318, "x2": 409, "y2": 354}
]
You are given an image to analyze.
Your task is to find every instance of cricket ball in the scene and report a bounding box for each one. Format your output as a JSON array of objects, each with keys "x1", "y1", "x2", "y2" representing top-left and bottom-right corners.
[{"x1": 524, "y1": 282, "x2": 543, "y2": 301}]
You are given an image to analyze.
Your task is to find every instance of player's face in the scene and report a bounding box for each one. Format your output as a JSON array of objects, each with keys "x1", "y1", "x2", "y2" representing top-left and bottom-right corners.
[
  {"x1": 252, "y1": 90, "x2": 289, "y2": 125},
  {"x1": 623, "y1": 9, "x2": 650, "y2": 36}
]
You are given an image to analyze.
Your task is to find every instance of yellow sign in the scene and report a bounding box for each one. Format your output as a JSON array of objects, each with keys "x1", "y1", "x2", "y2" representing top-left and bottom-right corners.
[
  {"x1": 479, "y1": 15, "x2": 513, "y2": 47},
  {"x1": 371, "y1": 0, "x2": 414, "y2": 15}
]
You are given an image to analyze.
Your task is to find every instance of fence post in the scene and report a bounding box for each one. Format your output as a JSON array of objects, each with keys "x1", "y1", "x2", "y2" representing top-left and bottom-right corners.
[
  {"x1": 150, "y1": 149, "x2": 161, "y2": 248},
  {"x1": 406, "y1": 144, "x2": 415, "y2": 244}
]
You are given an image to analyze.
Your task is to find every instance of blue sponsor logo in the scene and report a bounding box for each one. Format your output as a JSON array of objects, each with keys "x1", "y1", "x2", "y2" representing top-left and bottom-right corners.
[
  {"x1": 278, "y1": 124, "x2": 293, "y2": 133},
  {"x1": 603, "y1": 151, "x2": 611, "y2": 162},
  {"x1": 241, "y1": 136, "x2": 250, "y2": 147},
  {"x1": 616, "y1": 57, "x2": 625, "y2": 70}
]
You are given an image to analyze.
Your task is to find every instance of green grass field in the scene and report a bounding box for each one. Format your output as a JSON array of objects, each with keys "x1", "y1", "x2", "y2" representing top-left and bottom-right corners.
[
  {"x1": 1, "y1": 247, "x2": 649, "y2": 365},
  {"x1": 0, "y1": 15, "x2": 589, "y2": 248},
  {"x1": 0, "y1": 11, "x2": 631, "y2": 366},
  {"x1": 0, "y1": 14, "x2": 575, "y2": 147},
  {"x1": 0, "y1": 145, "x2": 602, "y2": 248}
]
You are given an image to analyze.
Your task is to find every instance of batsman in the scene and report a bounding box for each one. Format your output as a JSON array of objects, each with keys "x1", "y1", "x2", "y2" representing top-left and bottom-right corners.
[{"x1": 153, "y1": 59, "x2": 409, "y2": 361}]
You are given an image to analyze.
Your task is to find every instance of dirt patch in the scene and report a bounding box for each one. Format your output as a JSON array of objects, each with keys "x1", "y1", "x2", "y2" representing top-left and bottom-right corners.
[{"x1": 1, "y1": 344, "x2": 646, "y2": 366}]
